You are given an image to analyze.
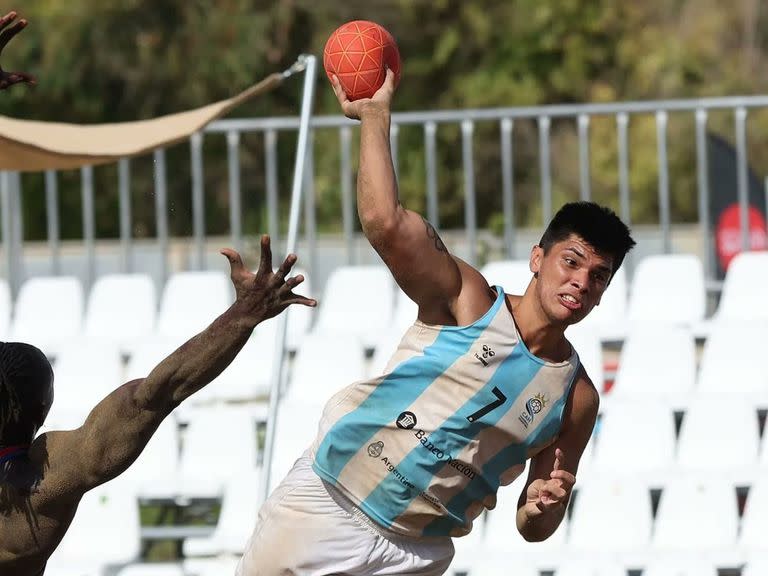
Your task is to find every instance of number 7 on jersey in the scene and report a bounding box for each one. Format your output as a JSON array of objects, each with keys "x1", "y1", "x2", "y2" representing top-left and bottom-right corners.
[{"x1": 466, "y1": 386, "x2": 507, "y2": 423}]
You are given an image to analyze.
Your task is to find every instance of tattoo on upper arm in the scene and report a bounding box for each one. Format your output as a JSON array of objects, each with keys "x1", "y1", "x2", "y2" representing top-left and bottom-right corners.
[{"x1": 423, "y1": 218, "x2": 448, "y2": 253}]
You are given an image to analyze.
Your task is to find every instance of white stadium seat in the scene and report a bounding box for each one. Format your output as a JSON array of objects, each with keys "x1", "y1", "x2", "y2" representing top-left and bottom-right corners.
[
  {"x1": 174, "y1": 406, "x2": 259, "y2": 499},
  {"x1": 369, "y1": 322, "x2": 409, "y2": 378},
  {"x1": 10, "y1": 275, "x2": 84, "y2": 358},
  {"x1": 285, "y1": 332, "x2": 366, "y2": 404},
  {"x1": 480, "y1": 259, "x2": 532, "y2": 295},
  {"x1": 567, "y1": 476, "x2": 653, "y2": 556},
  {"x1": 652, "y1": 475, "x2": 739, "y2": 557},
  {"x1": 577, "y1": 266, "x2": 628, "y2": 341},
  {"x1": 183, "y1": 557, "x2": 240, "y2": 576},
  {"x1": 121, "y1": 416, "x2": 180, "y2": 499},
  {"x1": 739, "y1": 474, "x2": 768, "y2": 552},
  {"x1": 608, "y1": 325, "x2": 696, "y2": 409},
  {"x1": 641, "y1": 559, "x2": 719, "y2": 576},
  {"x1": 43, "y1": 338, "x2": 123, "y2": 431},
  {"x1": 183, "y1": 468, "x2": 262, "y2": 557},
  {"x1": 481, "y1": 468, "x2": 568, "y2": 566},
  {"x1": 116, "y1": 564, "x2": 184, "y2": 576},
  {"x1": 283, "y1": 266, "x2": 314, "y2": 351},
  {"x1": 565, "y1": 323, "x2": 604, "y2": 392},
  {"x1": 191, "y1": 327, "x2": 275, "y2": 405},
  {"x1": 156, "y1": 271, "x2": 233, "y2": 347},
  {"x1": 312, "y1": 265, "x2": 394, "y2": 350},
  {"x1": 391, "y1": 288, "x2": 418, "y2": 334},
  {"x1": 590, "y1": 400, "x2": 676, "y2": 483},
  {"x1": 742, "y1": 555, "x2": 768, "y2": 576},
  {"x1": 46, "y1": 480, "x2": 140, "y2": 574},
  {"x1": 676, "y1": 396, "x2": 760, "y2": 482},
  {"x1": 463, "y1": 557, "x2": 538, "y2": 576},
  {"x1": 267, "y1": 397, "x2": 325, "y2": 493},
  {"x1": 84, "y1": 273, "x2": 156, "y2": 355},
  {"x1": 696, "y1": 320, "x2": 768, "y2": 405},
  {"x1": 626, "y1": 254, "x2": 706, "y2": 327},
  {"x1": 714, "y1": 251, "x2": 768, "y2": 322},
  {"x1": 552, "y1": 560, "x2": 626, "y2": 576},
  {"x1": 123, "y1": 335, "x2": 180, "y2": 382}
]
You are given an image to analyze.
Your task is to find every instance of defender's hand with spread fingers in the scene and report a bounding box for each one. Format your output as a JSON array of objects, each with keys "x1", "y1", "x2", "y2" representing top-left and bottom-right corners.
[{"x1": 0, "y1": 11, "x2": 36, "y2": 90}]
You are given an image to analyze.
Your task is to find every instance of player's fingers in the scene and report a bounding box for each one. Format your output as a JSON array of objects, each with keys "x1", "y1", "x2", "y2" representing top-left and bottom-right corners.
[
  {"x1": 332, "y1": 74, "x2": 349, "y2": 104},
  {"x1": 220, "y1": 248, "x2": 245, "y2": 277},
  {"x1": 383, "y1": 67, "x2": 396, "y2": 88},
  {"x1": 539, "y1": 497, "x2": 563, "y2": 512},
  {"x1": 0, "y1": 12, "x2": 17, "y2": 32},
  {"x1": 285, "y1": 294, "x2": 317, "y2": 308},
  {"x1": 552, "y1": 448, "x2": 564, "y2": 472},
  {"x1": 0, "y1": 18, "x2": 26, "y2": 50},
  {"x1": 538, "y1": 483, "x2": 566, "y2": 505},
  {"x1": 4, "y1": 72, "x2": 35, "y2": 86},
  {"x1": 282, "y1": 274, "x2": 305, "y2": 291},
  {"x1": 256, "y1": 235, "x2": 273, "y2": 276},
  {"x1": 275, "y1": 253, "x2": 297, "y2": 283},
  {"x1": 550, "y1": 469, "x2": 576, "y2": 485}
]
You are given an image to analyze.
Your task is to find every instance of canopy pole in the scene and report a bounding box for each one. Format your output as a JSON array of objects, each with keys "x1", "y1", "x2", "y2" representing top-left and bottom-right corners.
[{"x1": 259, "y1": 55, "x2": 317, "y2": 504}]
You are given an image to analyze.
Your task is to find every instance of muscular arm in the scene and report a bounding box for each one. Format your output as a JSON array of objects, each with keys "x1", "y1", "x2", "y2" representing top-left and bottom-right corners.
[
  {"x1": 43, "y1": 237, "x2": 315, "y2": 493},
  {"x1": 333, "y1": 73, "x2": 462, "y2": 323},
  {"x1": 516, "y1": 369, "x2": 599, "y2": 541}
]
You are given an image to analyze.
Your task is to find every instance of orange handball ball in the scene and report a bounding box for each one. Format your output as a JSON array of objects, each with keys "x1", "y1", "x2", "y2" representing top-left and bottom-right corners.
[{"x1": 323, "y1": 20, "x2": 401, "y2": 101}]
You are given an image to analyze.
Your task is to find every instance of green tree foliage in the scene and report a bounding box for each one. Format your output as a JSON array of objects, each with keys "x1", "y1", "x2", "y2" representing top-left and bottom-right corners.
[{"x1": 3, "y1": 0, "x2": 768, "y2": 241}]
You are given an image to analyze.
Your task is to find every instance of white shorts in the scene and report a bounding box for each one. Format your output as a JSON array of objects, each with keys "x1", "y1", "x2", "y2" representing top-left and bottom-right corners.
[{"x1": 237, "y1": 455, "x2": 455, "y2": 576}]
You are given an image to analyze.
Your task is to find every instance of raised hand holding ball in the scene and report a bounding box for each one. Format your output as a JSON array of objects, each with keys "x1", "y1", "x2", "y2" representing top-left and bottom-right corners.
[{"x1": 323, "y1": 20, "x2": 401, "y2": 101}]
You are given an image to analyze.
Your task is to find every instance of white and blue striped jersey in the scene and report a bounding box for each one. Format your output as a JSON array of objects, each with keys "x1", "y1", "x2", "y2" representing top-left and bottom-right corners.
[{"x1": 310, "y1": 286, "x2": 581, "y2": 537}]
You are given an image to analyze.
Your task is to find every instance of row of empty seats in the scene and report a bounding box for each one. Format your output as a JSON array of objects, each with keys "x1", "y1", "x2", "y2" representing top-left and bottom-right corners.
[
  {"x1": 5, "y1": 250, "x2": 767, "y2": 363},
  {"x1": 447, "y1": 470, "x2": 768, "y2": 574},
  {"x1": 0, "y1": 269, "x2": 311, "y2": 359},
  {"x1": 483, "y1": 250, "x2": 768, "y2": 340}
]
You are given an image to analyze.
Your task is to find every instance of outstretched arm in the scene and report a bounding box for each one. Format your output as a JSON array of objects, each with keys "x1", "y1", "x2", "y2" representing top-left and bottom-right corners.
[
  {"x1": 332, "y1": 72, "x2": 462, "y2": 324},
  {"x1": 43, "y1": 236, "x2": 315, "y2": 492},
  {"x1": 0, "y1": 11, "x2": 36, "y2": 90},
  {"x1": 516, "y1": 372, "x2": 598, "y2": 541}
]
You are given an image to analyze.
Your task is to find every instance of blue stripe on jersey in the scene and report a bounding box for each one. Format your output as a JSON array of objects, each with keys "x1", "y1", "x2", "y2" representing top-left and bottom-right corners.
[
  {"x1": 422, "y1": 379, "x2": 574, "y2": 537},
  {"x1": 313, "y1": 289, "x2": 506, "y2": 481},
  {"x1": 360, "y1": 345, "x2": 542, "y2": 526}
]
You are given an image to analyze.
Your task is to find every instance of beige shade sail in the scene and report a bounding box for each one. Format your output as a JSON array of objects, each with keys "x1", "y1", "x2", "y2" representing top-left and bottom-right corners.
[{"x1": 0, "y1": 73, "x2": 283, "y2": 172}]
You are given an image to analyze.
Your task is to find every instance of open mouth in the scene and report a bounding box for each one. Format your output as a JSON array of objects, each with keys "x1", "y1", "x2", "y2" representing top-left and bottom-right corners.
[{"x1": 558, "y1": 294, "x2": 582, "y2": 311}]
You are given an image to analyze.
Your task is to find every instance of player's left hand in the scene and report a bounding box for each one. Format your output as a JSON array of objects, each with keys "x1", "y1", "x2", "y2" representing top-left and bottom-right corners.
[
  {"x1": 524, "y1": 448, "x2": 575, "y2": 513},
  {"x1": 0, "y1": 11, "x2": 36, "y2": 91}
]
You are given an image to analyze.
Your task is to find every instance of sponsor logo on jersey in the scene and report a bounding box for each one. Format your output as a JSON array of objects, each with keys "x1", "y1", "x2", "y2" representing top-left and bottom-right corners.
[
  {"x1": 396, "y1": 411, "x2": 417, "y2": 430},
  {"x1": 474, "y1": 344, "x2": 496, "y2": 366}
]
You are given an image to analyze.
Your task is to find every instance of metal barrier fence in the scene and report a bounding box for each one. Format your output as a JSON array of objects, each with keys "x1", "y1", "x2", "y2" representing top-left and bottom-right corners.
[{"x1": 4, "y1": 95, "x2": 768, "y2": 297}]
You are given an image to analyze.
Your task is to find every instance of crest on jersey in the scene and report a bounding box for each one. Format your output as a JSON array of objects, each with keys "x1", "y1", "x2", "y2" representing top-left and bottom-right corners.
[
  {"x1": 518, "y1": 393, "x2": 549, "y2": 428},
  {"x1": 368, "y1": 440, "x2": 384, "y2": 458}
]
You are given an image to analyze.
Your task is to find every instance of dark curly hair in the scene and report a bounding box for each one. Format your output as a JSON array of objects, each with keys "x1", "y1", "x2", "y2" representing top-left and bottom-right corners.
[{"x1": 0, "y1": 342, "x2": 53, "y2": 445}]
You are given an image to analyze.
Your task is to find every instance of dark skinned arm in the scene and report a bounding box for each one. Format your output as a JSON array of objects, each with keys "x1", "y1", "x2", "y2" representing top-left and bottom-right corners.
[
  {"x1": 39, "y1": 236, "x2": 315, "y2": 493},
  {"x1": 0, "y1": 11, "x2": 36, "y2": 90}
]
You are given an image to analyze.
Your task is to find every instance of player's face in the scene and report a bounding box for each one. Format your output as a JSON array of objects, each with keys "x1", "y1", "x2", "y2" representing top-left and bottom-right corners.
[{"x1": 529, "y1": 234, "x2": 613, "y2": 326}]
